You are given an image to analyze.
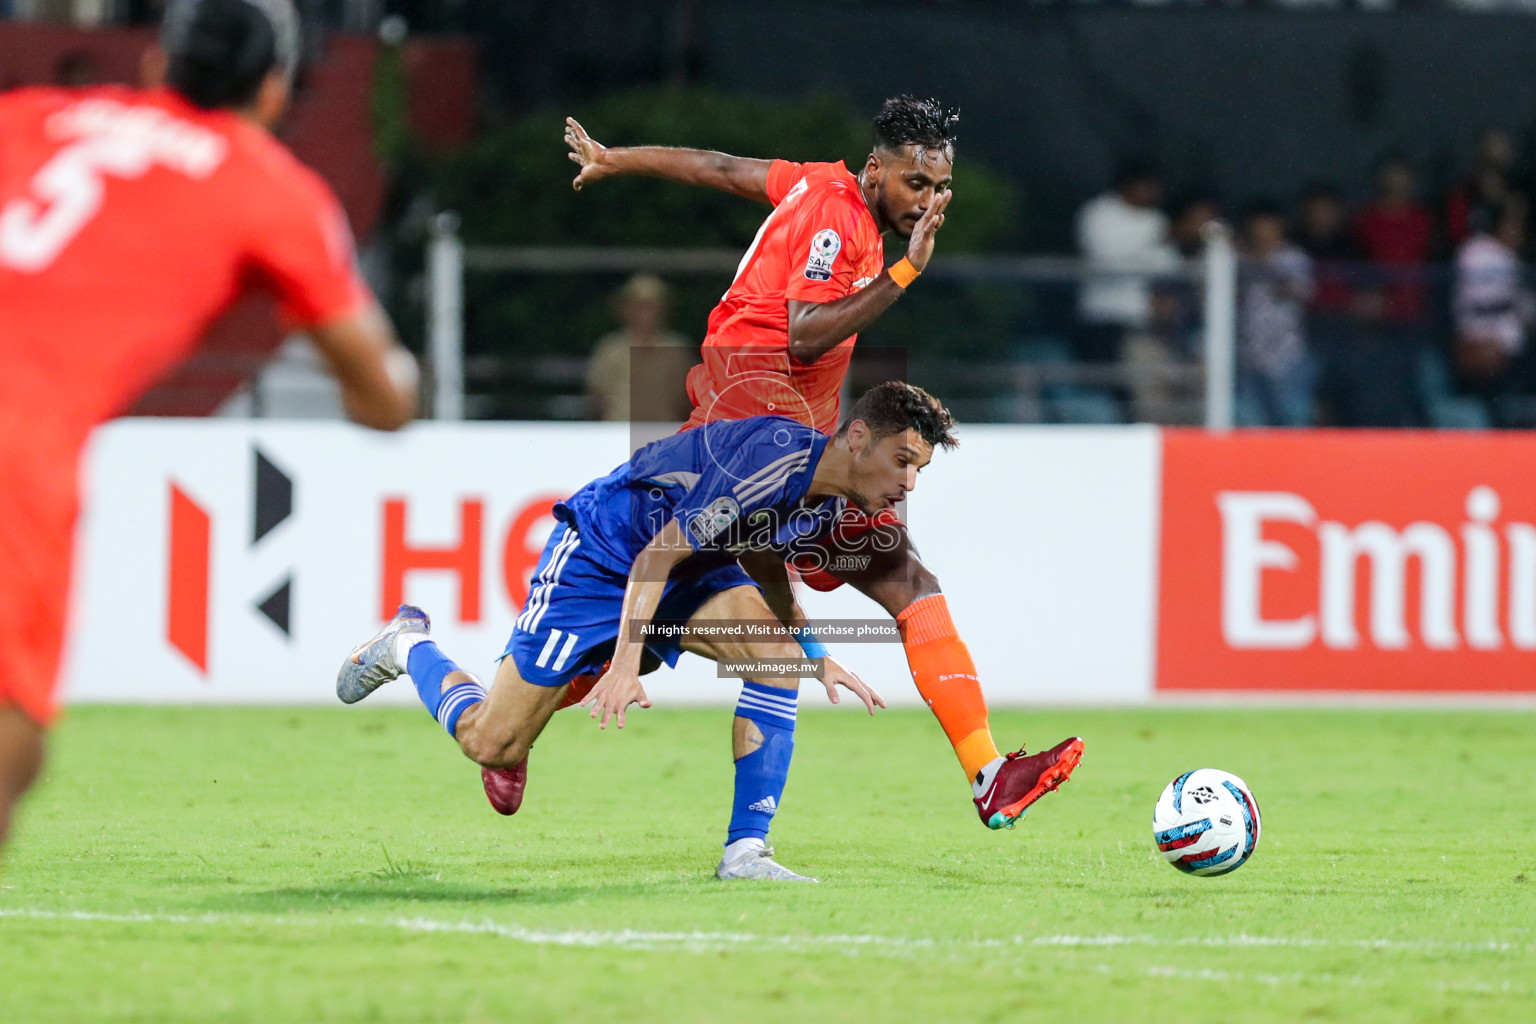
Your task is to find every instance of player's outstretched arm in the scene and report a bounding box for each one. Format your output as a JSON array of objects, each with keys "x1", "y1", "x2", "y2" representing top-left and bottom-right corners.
[
  {"x1": 581, "y1": 519, "x2": 695, "y2": 729},
  {"x1": 787, "y1": 191, "x2": 952, "y2": 364},
  {"x1": 565, "y1": 117, "x2": 773, "y2": 203},
  {"x1": 308, "y1": 303, "x2": 419, "y2": 430}
]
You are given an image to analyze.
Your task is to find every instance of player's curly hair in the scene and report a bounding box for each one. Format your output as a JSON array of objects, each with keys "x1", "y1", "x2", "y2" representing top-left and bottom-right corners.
[
  {"x1": 836, "y1": 381, "x2": 959, "y2": 451},
  {"x1": 873, "y1": 95, "x2": 959, "y2": 155}
]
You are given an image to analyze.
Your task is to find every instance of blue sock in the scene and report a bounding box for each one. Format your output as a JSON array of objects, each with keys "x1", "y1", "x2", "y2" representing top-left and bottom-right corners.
[
  {"x1": 727, "y1": 681, "x2": 798, "y2": 845},
  {"x1": 406, "y1": 641, "x2": 485, "y2": 737}
]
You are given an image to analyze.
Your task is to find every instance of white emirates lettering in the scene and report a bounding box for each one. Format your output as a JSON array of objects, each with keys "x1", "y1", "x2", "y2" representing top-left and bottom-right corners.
[{"x1": 1219, "y1": 487, "x2": 1532, "y2": 651}]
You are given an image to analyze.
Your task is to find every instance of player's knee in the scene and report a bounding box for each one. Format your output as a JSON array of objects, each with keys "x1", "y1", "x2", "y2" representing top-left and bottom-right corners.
[
  {"x1": 460, "y1": 731, "x2": 529, "y2": 770},
  {"x1": 458, "y1": 718, "x2": 531, "y2": 769}
]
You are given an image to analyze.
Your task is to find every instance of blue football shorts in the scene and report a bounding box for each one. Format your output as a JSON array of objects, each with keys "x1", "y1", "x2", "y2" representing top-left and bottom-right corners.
[{"x1": 502, "y1": 519, "x2": 759, "y2": 687}]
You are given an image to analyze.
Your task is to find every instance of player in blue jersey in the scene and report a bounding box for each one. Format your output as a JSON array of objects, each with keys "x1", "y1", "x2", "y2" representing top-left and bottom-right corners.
[
  {"x1": 563, "y1": 102, "x2": 1085, "y2": 834},
  {"x1": 338, "y1": 382, "x2": 952, "y2": 880}
]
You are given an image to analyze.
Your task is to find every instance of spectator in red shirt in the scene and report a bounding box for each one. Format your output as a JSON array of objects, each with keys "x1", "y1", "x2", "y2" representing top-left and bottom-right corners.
[
  {"x1": 1353, "y1": 155, "x2": 1434, "y2": 325},
  {"x1": 1313, "y1": 158, "x2": 1431, "y2": 426}
]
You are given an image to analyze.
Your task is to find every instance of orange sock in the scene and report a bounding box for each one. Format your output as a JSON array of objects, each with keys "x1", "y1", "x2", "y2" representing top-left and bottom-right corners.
[{"x1": 897, "y1": 594, "x2": 999, "y2": 783}]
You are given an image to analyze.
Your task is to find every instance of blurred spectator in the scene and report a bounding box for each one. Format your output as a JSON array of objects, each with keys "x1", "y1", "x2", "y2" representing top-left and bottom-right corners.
[
  {"x1": 1321, "y1": 156, "x2": 1431, "y2": 426},
  {"x1": 1237, "y1": 200, "x2": 1315, "y2": 426},
  {"x1": 1354, "y1": 155, "x2": 1433, "y2": 324},
  {"x1": 1446, "y1": 128, "x2": 1515, "y2": 248},
  {"x1": 1169, "y1": 193, "x2": 1221, "y2": 260},
  {"x1": 1116, "y1": 192, "x2": 1215, "y2": 423},
  {"x1": 1294, "y1": 183, "x2": 1355, "y2": 318},
  {"x1": 1075, "y1": 157, "x2": 1179, "y2": 364},
  {"x1": 1453, "y1": 197, "x2": 1535, "y2": 422},
  {"x1": 1162, "y1": 193, "x2": 1220, "y2": 349},
  {"x1": 585, "y1": 274, "x2": 695, "y2": 423},
  {"x1": 1294, "y1": 183, "x2": 1362, "y2": 425}
]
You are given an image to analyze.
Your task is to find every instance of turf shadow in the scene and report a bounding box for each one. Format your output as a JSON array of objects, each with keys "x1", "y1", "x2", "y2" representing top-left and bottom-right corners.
[{"x1": 202, "y1": 873, "x2": 697, "y2": 913}]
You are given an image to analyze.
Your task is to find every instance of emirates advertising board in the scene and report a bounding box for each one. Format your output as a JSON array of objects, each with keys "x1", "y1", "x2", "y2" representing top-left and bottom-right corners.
[
  {"x1": 64, "y1": 421, "x2": 1536, "y2": 707},
  {"x1": 1157, "y1": 429, "x2": 1536, "y2": 694},
  {"x1": 63, "y1": 421, "x2": 1161, "y2": 708}
]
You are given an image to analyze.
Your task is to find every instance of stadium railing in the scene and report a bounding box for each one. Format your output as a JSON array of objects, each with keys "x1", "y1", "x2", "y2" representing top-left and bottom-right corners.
[{"x1": 424, "y1": 213, "x2": 1241, "y2": 430}]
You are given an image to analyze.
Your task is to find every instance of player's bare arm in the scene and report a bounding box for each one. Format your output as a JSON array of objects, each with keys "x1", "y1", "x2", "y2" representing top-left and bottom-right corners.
[
  {"x1": 580, "y1": 518, "x2": 695, "y2": 728},
  {"x1": 786, "y1": 190, "x2": 951, "y2": 364},
  {"x1": 737, "y1": 549, "x2": 885, "y2": 714},
  {"x1": 565, "y1": 117, "x2": 774, "y2": 202},
  {"x1": 308, "y1": 302, "x2": 419, "y2": 430}
]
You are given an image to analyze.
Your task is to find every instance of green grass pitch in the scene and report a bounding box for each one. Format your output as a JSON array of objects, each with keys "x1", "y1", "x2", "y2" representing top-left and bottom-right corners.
[{"x1": 2, "y1": 703, "x2": 1533, "y2": 1023}]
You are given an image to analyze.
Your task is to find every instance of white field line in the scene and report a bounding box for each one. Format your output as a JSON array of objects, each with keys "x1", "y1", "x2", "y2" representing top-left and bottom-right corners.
[
  {"x1": 1144, "y1": 964, "x2": 1380, "y2": 988},
  {"x1": 1032, "y1": 933, "x2": 1525, "y2": 953},
  {"x1": 0, "y1": 908, "x2": 1529, "y2": 961}
]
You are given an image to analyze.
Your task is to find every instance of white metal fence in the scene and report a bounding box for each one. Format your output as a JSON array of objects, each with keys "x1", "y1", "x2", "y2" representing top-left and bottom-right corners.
[{"x1": 423, "y1": 217, "x2": 1239, "y2": 431}]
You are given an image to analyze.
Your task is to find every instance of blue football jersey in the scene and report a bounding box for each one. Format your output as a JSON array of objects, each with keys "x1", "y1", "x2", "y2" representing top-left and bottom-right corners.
[{"x1": 555, "y1": 416, "x2": 842, "y2": 574}]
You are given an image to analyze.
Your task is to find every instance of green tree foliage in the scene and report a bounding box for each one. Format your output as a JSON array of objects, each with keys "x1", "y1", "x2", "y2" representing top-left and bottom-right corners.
[{"x1": 425, "y1": 88, "x2": 1021, "y2": 370}]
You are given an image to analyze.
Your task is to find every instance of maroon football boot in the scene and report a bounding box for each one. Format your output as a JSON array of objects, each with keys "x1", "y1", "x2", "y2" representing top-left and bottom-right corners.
[
  {"x1": 480, "y1": 670, "x2": 605, "y2": 815},
  {"x1": 481, "y1": 760, "x2": 528, "y2": 816},
  {"x1": 974, "y1": 737, "x2": 1085, "y2": 829}
]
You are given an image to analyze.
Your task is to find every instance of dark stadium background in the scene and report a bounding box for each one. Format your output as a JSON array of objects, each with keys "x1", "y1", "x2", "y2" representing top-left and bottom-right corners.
[{"x1": 6, "y1": 0, "x2": 1536, "y2": 425}]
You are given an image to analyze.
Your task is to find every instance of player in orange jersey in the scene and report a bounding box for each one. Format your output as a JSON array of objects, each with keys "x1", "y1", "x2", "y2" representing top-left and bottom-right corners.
[
  {"x1": 0, "y1": 0, "x2": 419, "y2": 860},
  {"x1": 561, "y1": 98, "x2": 1083, "y2": 832}
]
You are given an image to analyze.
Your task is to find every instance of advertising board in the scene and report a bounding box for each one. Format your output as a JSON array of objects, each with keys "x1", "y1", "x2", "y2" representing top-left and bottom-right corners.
[{"x1": 64, "y1": 421, "x2": 1162, "y2": 707}]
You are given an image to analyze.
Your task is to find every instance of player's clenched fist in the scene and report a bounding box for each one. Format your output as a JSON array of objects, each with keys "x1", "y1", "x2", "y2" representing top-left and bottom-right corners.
[{"x1": 564, "y1": 117, "x2": 612, "y2": 191}]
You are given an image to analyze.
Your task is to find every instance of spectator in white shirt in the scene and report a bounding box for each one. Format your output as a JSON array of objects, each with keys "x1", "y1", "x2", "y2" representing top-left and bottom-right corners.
[
  {"x1": 1076, "y1": 157, "x2": 1179, "y2": 364},
  {"x1": 1454, "y1": 197, "x2": 1533, "y2": 422},
  {"x1": 1238, "y1": 200, "x2": 1316, "y2": 426}
]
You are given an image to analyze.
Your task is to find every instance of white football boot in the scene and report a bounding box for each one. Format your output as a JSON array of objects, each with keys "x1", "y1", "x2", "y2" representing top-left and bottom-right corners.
[
  {"x1": 336, "y1": 604, "x2": 431, "y2": 704},
  {"x1": 715, "y1": 837, "x2": 818, "y2": 882}
]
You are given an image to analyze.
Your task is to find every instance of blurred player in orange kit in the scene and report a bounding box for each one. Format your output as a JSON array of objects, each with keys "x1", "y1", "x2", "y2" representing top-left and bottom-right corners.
[
  {"x1": 0, "y1": 0, "x2": 419, "y2": 861},
  {"x1": 561, "y1": 98, "x2": 1083, "y2": 834}
]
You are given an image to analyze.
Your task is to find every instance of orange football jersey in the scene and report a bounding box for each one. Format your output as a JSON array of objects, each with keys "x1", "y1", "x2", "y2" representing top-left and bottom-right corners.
[
  {"x1": 0, "y1": 85, "x2": 371, "y2": 726},
  {"x1": 683, "y1": 159, "x2": 885, "y2": 434},
  {"x1": 1, "y1": 85, "x2": 368, "y2": 442}
]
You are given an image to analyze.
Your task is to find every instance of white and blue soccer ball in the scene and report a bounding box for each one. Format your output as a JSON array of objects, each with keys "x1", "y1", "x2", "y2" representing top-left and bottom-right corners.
[{"x1": 1152, "y1": 769, "x2": 1261, "y2": 877}]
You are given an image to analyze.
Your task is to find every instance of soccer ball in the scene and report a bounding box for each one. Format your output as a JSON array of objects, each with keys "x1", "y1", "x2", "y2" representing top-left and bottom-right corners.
[{"x1": 1152, "y1": 769, "x2": 1261, "y2": 876}]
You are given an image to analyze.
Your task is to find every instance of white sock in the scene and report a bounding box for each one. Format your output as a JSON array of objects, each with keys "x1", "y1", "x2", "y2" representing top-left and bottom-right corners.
[
  {"x1": 972, "y1": 756, "x2": 1005, "y2": 799},
  {"x1": 721, "y1": 836, "x2": 765, "y2": 861},
  {"x1": 393, "y1": 631, "x2": 428, "y2": 666}
]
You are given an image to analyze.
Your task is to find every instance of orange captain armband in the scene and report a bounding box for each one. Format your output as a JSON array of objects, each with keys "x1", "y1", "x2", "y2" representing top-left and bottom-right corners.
[{"x1": 888, "y1": 257, "x2": 921, "y2": 289}]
